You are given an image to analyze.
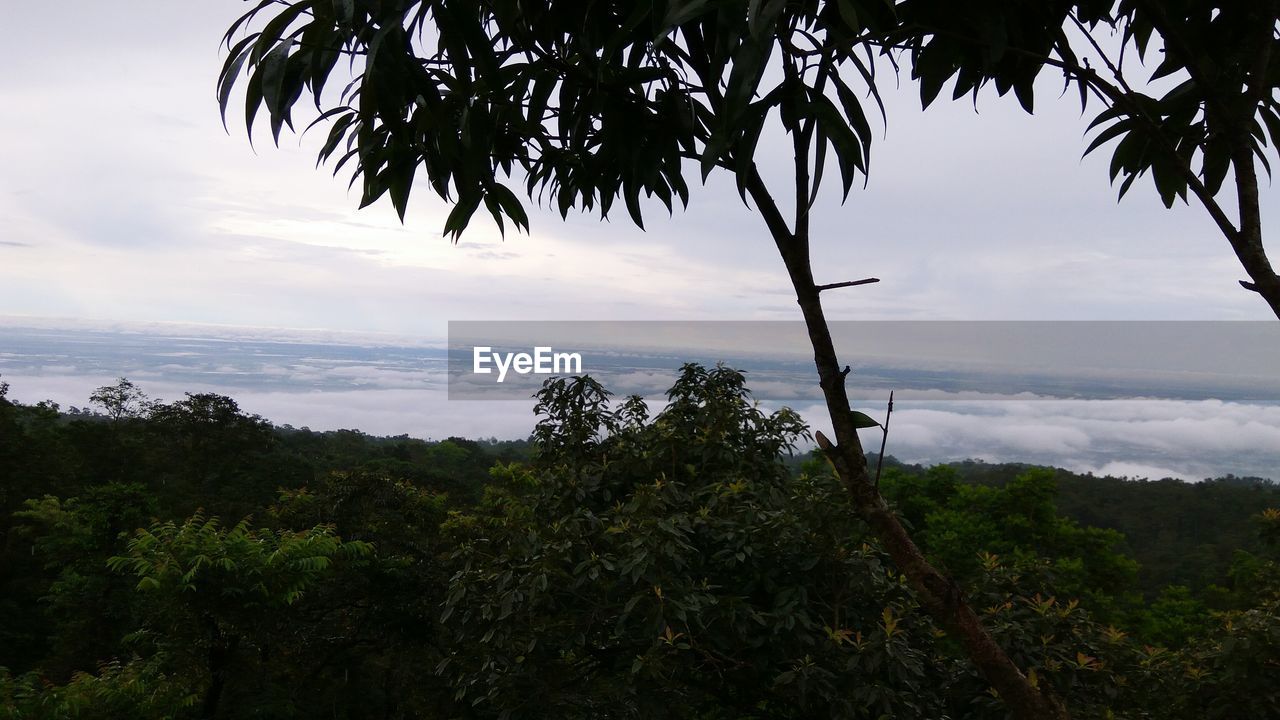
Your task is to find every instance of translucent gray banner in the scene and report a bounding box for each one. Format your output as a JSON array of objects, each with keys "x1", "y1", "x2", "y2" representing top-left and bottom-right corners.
[{"x1": 447, "y1": 321, "x2": 1280, "y2": 402}]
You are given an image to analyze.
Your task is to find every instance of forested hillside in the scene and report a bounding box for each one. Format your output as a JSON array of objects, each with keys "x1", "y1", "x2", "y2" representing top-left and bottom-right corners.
[
  {"x1": 1, "y1": 371, "x2": 1277, "y2": 718},
  {"x1": 891, "y1": 460, "x2": 1280, "y2": 598}
]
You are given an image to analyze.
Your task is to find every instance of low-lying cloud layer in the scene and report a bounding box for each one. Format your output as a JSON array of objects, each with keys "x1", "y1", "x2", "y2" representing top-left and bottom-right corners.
[
  {"x1": 821, "y1": 399, "x2": 1279, "y2": 481},
  {"x1": 3, "y1": 322, "x2": 1275, "y2": 481}
]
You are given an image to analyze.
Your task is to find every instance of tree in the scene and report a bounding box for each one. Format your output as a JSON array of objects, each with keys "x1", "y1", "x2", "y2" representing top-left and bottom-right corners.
[
  {"x1": 441, "y1": 367, "x2": 954, "y2": 718},
  {"x1": 10, "y1": 486, "x2": 158, "y2": 680},
  {"x1": 218, "y1": 1, "x2": 1280, "y2": 714},
  {"x1": 266, "y1": 470, "x2": 459, "y2": 718},
  {"x1": 89, "y1": 378, "x2": 153, "y2": 421},
  {"x1": 146, "y1": 393, "x2": 278, "y2": 516},
  {"x1": 106, "y1": 514, "x2": 373, "y2": 718}
]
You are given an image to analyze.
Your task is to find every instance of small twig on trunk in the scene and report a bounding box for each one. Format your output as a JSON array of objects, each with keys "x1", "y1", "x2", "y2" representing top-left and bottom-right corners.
[
  {"x1": 815, "y1": 277, "x2": 880, "y2": 292},
  {"x1": 874, "y1": 390, "x2": 893, "y2": 490}
]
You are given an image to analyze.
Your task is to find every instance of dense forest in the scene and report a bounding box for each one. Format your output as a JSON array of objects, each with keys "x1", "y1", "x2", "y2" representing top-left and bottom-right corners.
[{"x1": 1, "y1": 368, "x2": 1277, "y2": 719}]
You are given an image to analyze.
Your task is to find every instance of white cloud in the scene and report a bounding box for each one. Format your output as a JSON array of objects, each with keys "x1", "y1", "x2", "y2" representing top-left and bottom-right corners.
[
  {"x1": 5, "y1": 357, "x2": 1277, "y2": 481},
  {"x1": 1084, "y1": 461, "x2": 1191, "y2": 482},
  {"x1": 788, "y1": 397, "x2": 1279, "y2": 481}
]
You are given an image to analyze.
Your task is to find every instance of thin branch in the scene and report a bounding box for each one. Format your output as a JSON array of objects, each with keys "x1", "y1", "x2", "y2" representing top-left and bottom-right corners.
[
  {"x1": 1067, "y1": 13, "x2": 1135, "y2": 97},
  {"x1": 874, "y1": 391, "x2": 893, "y2": 489},
  {"x1": 816, "y1": 278, "x2": 880, "y2": 292}
]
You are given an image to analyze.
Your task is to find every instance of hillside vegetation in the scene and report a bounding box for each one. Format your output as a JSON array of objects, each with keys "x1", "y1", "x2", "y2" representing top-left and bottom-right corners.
[{"x1": 1, "y1": 370, "x2": 1277, "y2": 719}]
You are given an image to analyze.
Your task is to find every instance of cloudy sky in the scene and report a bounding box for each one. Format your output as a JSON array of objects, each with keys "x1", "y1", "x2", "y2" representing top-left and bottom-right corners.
[{"x1": 3, "y1": 1, "x2": 1278, "y2": 334}]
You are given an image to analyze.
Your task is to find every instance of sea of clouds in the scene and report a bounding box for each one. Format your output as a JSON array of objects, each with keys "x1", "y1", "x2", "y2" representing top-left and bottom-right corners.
[{"x1": 2, "y1": 319, "x2": 1275, "y2": 481}]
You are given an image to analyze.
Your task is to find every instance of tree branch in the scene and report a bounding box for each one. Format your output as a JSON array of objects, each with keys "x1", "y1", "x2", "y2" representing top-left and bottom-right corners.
[{"x1": 816, "y1": 278, "x2": 880, "y2": 292}]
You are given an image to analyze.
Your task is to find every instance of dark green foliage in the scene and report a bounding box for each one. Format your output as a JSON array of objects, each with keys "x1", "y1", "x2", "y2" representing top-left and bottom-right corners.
[
  {"x1": 7, "y1": 485, "x2": 157, "y2": 681},
  {"x1": 439, "y1": 366, "x2": 952, "y2": 718},
  {"x1": 882, "y1": 466, "x2": 1141, "y2": 620},
  {"x1": 927, "y1": 461, "x2": 1280, "y2": 598},
  {"x1": 0, "y1": 379, "x2": 511, "y2": 688},
  {"x1": 1136, "y1": 585, "x2": 1212, "y2": 648},
  {"x1": 3, "y1": 373, "x2": 1280, "y2": 717}
]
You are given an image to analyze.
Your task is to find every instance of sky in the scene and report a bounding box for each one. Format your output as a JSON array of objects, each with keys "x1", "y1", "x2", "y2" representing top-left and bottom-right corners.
[
  {"x1": 3, "y1": 1, "x2": 1278, "y2": 335},
  {"x1": 1, "y1": 2, "x2": 1278, "y2": 480}
]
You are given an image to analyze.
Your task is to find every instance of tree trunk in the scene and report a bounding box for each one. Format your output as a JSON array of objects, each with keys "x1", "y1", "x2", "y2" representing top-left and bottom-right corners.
[
  {"x1": 1225, "y1": 127, "x2": 1280, "y2": 319},
  {"x1": 745, "y1": 169, "x2": 1070, "y2": 720},
  {"x1": 202, "y1": 616, "x2": 236, "y2": 720}
]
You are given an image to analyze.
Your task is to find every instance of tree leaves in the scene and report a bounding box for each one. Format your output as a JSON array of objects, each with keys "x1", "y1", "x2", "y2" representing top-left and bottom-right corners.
[
  {"x1": 220, "y1": 0, "x2": 887, "y2": 240},
  {"x1": 439, "y1": 365, "x2": 950, "y2": 717},
  {"x1": 850, "y1": 410, "x2": 881, "y2": 430},
  {"x1": 110, "y1": 514, "x2": 370, "y2": 606}
]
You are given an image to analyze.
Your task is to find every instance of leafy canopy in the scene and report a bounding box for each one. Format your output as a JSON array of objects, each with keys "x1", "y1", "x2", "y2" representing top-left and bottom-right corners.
[
  {"x1": 220, "y1": 0, "x2": 891, "y2": 237},
  {"x1": 222, "y1": 1, "x2": 1280, "y2": 240}
]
